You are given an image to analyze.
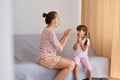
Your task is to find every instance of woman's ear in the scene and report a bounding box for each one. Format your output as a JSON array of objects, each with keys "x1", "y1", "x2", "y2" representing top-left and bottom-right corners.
[{"x1": 51, "y1": 19, "x2": 56, "y2": 24}]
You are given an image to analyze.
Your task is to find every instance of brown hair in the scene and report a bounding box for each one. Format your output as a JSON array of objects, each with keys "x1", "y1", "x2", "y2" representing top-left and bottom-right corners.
[
  {"x1": 76, "y1": 25, "x2": 88, "y2": 45},
  {"x1": 76, "y1": 25, "x2": 87, "y2": 36},
  {"x1": 43, "y1": 11, "x2": 57, "y2": 24}
]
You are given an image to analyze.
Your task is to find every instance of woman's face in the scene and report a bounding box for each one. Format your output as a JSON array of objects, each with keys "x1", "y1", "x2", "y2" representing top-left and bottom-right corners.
[{"x1": 54, "y1": 14, "x2": 60, "y2": 27}]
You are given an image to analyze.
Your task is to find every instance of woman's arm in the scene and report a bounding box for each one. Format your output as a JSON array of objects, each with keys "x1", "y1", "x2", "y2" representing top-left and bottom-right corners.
[
  {"x1": 59, "y1": 29, "x2": 72, "y2": 48},
  {"x1": 50, "y1": 31, "x2": 63, "y2": 51}
]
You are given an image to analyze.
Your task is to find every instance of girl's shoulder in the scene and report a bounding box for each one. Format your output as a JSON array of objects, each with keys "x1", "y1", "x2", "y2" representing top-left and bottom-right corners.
[
  {"x1": 83, "y1": 37, "x2": 90, "y2": 41},
  {"x1": 86, "y1": 38, "x2": 90, "y2": 41},
  {"x1": 86, "y1": 38, "x2": 90, "y2": 46}
]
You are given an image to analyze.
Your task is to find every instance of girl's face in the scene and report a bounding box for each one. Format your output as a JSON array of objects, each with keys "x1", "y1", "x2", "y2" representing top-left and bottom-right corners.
[
  {"x1": 77, "y1": 30, "x2": 86, "y2": 37},
  {"x1": 54, "y1": 14, "x2": 60, "y2": 27}
]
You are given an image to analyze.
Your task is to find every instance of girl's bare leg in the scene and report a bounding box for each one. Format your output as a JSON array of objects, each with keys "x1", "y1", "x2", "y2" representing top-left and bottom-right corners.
[
  {"x1": 53, "y1": 57, "x2": 75, "y2": 80},
  {"x1": 74, "y1": 65, "x2": 79, "y2": 80},
  {"x1": 87, "y1": 70, "x2": 92, "y2": 80}
]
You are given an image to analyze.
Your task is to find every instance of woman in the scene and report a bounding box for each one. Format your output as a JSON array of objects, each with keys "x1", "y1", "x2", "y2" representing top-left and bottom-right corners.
[{"x1": 38, "y1": 11, "x2": 75, "y2": 80}]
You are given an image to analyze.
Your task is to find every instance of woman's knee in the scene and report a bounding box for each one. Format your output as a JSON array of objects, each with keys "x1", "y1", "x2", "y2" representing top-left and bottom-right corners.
[{"x1": 68, "y1": 60, "x2": 75, "y2": 71}]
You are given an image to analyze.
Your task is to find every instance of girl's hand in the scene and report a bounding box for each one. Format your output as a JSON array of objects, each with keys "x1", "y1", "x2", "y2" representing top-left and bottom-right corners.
[{"x1": 77, "y1": 34, "x2": 82, "y2": 42}]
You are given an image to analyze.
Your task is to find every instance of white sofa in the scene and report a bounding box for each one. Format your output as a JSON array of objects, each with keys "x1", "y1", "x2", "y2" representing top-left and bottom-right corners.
[{"x1": 14, "y1": 34, "x2": 109, "y2": 80}]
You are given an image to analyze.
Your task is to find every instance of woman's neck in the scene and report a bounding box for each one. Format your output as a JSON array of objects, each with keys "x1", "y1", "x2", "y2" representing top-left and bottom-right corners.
[{"x1": 47, "y1": 23, "x2": 55, "y2": 30}]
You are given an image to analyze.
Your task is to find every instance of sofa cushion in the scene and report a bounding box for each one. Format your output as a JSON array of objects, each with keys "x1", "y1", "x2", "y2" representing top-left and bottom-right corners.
[
  {"x1": 14, "y1": 34, "x2": 96, "y2": 63},
  {"x1": 14, "y1": 35, "x2": 40, "y2": 63}
]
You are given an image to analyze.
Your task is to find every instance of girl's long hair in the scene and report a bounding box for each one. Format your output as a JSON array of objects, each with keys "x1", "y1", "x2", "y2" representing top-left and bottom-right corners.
[{"x1": 76, "y1": 25, "x2": 88, "y2": 46}]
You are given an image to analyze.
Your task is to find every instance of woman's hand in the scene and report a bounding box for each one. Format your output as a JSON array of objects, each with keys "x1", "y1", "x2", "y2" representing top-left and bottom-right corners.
[
  {"x1": 59, "y1": 28, "x2": 72, "y2": 48},
  {"x1": 63, "y1": 28, "x2": 72, "y2": 38}
]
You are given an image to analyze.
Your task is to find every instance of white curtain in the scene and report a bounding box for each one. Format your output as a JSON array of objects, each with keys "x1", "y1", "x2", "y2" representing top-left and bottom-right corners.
[{"x1": 0, "y1": 0, "x2": 14, "y2": 80}]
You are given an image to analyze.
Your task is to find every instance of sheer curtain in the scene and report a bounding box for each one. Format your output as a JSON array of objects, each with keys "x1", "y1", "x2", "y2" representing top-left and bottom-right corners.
[
  {"x1": 0, "y1": 0, "x2": 14, "y2": 80},
  {"x1": 82, "y1": 0, "x2": 120, "y2": 78},
  {"x1": 110, "y1": 0, "x2": 120, "y2": 78}
]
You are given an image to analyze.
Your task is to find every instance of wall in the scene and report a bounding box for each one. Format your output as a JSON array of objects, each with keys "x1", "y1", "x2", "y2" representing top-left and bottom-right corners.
[
  {"x1": 0, "y1": 0, "x2": 14, "y2": 80},
  {"x1": 14, "y1": 0, "x2": 82, "y2": 34}
]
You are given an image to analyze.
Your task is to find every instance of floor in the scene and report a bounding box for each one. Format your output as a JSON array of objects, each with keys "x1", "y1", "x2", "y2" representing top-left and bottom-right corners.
[
  {"x1": 83, "y1": 78, "x2": 106, "y2": 80},
  {"x1": 83, "y1": 78, "x2": 120, "y2": 80},
  {"x1": 109, "y1": 78, "x2": 120, "y2": 80}
]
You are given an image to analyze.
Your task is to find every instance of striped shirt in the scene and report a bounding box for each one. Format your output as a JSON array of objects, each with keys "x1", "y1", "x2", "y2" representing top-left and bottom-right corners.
[{"x1": 39, "y1": 27, "x2": 63, "y2": 58}]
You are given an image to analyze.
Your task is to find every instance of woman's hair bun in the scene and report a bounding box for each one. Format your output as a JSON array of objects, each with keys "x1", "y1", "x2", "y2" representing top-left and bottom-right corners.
[{"x1": 43, "y1": 13, "x2": 47, "y2": 18}]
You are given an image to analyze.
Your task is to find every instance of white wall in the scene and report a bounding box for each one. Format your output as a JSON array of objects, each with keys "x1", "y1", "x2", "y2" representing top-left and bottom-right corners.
[
  {"x1": 14, "y1": 0, "x2": 82, "y2": 34},
  {"x1": 0, "y1": 0, "x2": 14, "y2": 80}
]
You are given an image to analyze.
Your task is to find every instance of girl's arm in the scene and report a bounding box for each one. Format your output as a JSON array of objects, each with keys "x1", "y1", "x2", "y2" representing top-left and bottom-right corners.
[
  {"x1": 73, "y1": 40, "x2": 78, "y2": 51},
  {"x1": 78, "y1": 37, "x2": 88, "y2": 52}
]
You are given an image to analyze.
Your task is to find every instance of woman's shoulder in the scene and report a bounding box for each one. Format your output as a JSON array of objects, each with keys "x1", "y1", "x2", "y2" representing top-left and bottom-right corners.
[
  {"x1": 43, "y1": 28, "x2": 57, "y2": 38},
  {"x1": 42, "y1": 27, "x2": 53, "y2": 34}
]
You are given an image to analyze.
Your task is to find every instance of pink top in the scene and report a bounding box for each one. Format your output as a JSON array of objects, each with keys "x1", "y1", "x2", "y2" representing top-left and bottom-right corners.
[{"x1": 39, "y1": 28, "x2": 63, "y2": 58}]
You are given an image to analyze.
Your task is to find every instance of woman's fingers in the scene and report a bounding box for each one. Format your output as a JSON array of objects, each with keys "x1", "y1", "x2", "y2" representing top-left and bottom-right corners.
[
  {"x1": 66, "y1": 28, "x2": 72, "y2": 33},
  {"x1": 64, "y1": 28, "x2": 72, "y2": 37}
]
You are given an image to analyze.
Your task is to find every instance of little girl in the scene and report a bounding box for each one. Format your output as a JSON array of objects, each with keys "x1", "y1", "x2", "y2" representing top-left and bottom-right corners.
[{"x1": 73, "y1": 25, "x2": 92, "y2": 80}]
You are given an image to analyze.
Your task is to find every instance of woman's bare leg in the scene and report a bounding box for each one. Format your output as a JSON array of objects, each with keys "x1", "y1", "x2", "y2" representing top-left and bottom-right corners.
[
  {"x1": 74, "y1": 65, "x2": 79, "y2": 80},
  {"x1": 53, "y1": 57, "x2": 75, "y2": 80},
  {"x1": 87, "y1": 70, "x2": 92, "y2": 80}
]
